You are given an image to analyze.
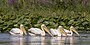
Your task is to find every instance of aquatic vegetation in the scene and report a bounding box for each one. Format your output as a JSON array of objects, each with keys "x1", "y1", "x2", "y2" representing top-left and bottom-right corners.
[{"x1": 0, "y1": 0, "x2": 90, "y2": 32}]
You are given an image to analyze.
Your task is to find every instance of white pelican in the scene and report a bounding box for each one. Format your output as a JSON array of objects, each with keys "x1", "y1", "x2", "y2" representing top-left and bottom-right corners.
[
  {"x1": 63, "y1": 26, "x2": 79, "y2": 36},
  {"x1": 28, "y1": 24, "x2": 53, "y2": 36},
  {"x1": 50, "y1": 26, "x2": 67, "y2": 36},
  {"x1": 9, "y1": 24, "x2": 27, "y2": 36}
]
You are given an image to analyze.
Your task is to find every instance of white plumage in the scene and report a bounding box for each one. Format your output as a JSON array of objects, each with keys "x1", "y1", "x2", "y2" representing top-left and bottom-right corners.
[
  {"x1": 50, "y1": 28, "x2": 57, "y2": 36},
  {"x1": 50, "y1": 26, "x2": 79, "y2": 36},
  {"x1": 28, "y1": 24, "x2": 52, "y2": 36},
  {"x1": 63, "y1": 26, "x2": 79, "y2": 36},
  {"x1": 28, "y1": 28, "x2": 45, "y2": 36},
  {"x1": 9, "y1": 24, "x2": 27, "y2": 36},
  {"x1": 50, "y1": 28, "x2": 62, "y2": 36},
  {"x1": 50, "y1": 26, "x2": 68, "y2": 36},
  {"x1": 10, "y1": 28, "x2": 23, "y2": 35},
  {"x1": 64, "y1": 29, "x2": 73, "y2": 36}
]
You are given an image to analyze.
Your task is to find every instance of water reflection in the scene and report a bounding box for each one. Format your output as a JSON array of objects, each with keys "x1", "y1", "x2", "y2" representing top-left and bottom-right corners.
[
  {"x1": 10, "y1": 36, "x2": 79, "y2": 45},
  {"x1": 70, "y1": 37, "x2": 76, "y2": 45},
  {"x1": 10, "y1": 36, "x2": 25, "y2": 45},
  {"x1": 1, "y1": 33, "x2": 89, "y2": 45},
  {"x1": 50, "y1": 37, "x2": 66, "y2": 45},
  {"x1": 26, "y1": 36, "x2": 46, "y2": 45}
]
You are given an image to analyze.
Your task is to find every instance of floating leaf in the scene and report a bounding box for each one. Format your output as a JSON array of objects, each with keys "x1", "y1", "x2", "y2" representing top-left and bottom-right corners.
[
  {"x1": 68, "y1": 20, "x2": 74, "y2": 25},
  {"x1": 34, "y1": 24, "x2": 41, "y2": 28},
  {"x1": 82, "y1": 22, "x2": 88, "y2": 26},
  {"x1": 60, "y1": 21, "x2": 65, "y2": 26}
]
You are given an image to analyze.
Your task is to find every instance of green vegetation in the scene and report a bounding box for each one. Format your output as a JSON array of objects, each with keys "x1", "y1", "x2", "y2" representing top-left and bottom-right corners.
[{"x1": 0, "y1": 0, "x2": 90, "y2": 32}]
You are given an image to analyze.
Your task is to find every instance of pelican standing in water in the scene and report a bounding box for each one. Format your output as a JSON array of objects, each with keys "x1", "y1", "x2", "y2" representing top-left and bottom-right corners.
[
  {"x1": 50, "y1": 26, "x2": 67, "y2": 36},
  {"x1": 63, "y1": 26, "x2": 79, "y2": 36},
  {"x1": 9, "y1": 24, "x2": 27, "y2": 36},
  {"x1": 28, "y1": 24, "x2": 53, "y2": 36}
]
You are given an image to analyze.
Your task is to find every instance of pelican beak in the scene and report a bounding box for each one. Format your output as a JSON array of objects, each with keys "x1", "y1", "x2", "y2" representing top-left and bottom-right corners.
[
  {"x1": 20, "y1": 24, "x2": 27, "y2": 35},
  {"x1": 58, "y1": 26, "x2": 67, "y2": 36},
  {"x1": 70, "y1": 26, "x2": 79, "y2": 36},
  {"x1": 41, "y1": 24, "x2": 53, "y2": 37}
]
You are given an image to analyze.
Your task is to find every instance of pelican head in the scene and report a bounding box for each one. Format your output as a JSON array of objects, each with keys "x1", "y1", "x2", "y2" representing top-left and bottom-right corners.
[
  {"x1": 70, "y1": 26, "x2": 79, "y2": 36},
  {"x1": 20, "y1": 24, "x2": 27, "y2": 35},
  {"x1": 41, "y1": 24, "x2": 53, "y2": 36},
  {"x1": 20, "y1": 24, "x2": 23, "y2": 30},
  {"x1": 58, "y1": 26, "x2": 67, "y2": 36}
]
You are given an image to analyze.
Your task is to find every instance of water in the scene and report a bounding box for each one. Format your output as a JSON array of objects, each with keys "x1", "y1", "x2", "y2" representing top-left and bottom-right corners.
[{"x1": 0, "y1": 33, "x2": 89, "y2": 45}]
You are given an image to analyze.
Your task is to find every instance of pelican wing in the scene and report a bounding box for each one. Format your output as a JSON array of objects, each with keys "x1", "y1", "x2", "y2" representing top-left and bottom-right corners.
[
  {"x1": 9, "y1": 31, "x2": 16, "y2": 35},
  {"x1": 50, "y1": 29, "x2": 57, "y2": 36},
  {"x1": 41, "y1": 30, "x2": 45, "y2": 36},
  {"x1": 28, "y1": 33, "x2": 36, "y2": 36},
  {"x1": 64, "y1": 29, "x2": 73, "y2": 36},
  {"x1": 28, "y1": 28, "x2": 42, "y2": 35},
  {"x1": 10, "y1": 28, "x2": 21, "y2": 33},
  {"x1": 56, "y1": 30, "x2": 62, "y2": 36},
  {"x1": 10, "y1": 28, "x2": 23, "y2": 35},
  {"x1": 64, "y1": 29, "x2": 70, "y2": 32}
]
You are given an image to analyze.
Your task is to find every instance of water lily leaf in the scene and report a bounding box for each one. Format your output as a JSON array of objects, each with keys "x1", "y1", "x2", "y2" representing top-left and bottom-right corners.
[
  {"x1": 79, "y1": 27, "x2": 85, "y2": 30},
  {"x1": 43, "y1": 21, "x2": 49, "y2": 25},
  {"x1": 37, "y1": 18, "x2": 45, "y2": 23},
  {"x1": 86, "y1": 28, "x2": 90, "y2": 30},
  {"x1": 3, "y1": 26, "x2": 8, "y2": 30},
  {"x1": 49, "y1": 22, "x2": 55, "y2": 25},
  {"x1": 60, "y1": 21, "x2": 65, "y2": 26},
  {"x1": 68, "y1": 20, "x2": 74, "y2": 25},
  {"x1": 34, "y1": 24, "x2": 41, "y2": 28},
  {"x1": 0, "y1": 20, "x2": 4, "y2": 24},
  {"x1": 82, "y1": 22, "x2": 88, "y2": 26},
  {"x1": 54, "y1": 23, "x2": 58, "y2": 28},
  {"x1": 50, "y1": 18, "x2": 56, "y2": 22},
  {"x1": 14, "y1": 24, "x2": 18, "y2": 27},
  {"x1": 13, "y1": 19, "x2": 19, "y2": 23}
]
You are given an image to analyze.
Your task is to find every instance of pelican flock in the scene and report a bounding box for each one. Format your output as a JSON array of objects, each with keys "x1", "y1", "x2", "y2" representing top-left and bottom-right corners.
[{"x1": 9, "y1": 24, "x2": 79, "y2": 36}]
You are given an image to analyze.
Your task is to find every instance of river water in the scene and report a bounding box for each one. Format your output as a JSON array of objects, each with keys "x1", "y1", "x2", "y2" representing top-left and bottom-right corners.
[{"x1": 0, "y1": 33, "x2": 89, "y2": 45}]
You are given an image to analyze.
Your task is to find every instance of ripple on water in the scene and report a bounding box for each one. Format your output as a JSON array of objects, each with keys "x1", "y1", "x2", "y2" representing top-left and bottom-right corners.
[{"x1": 0, "y1": 33, "x2": 90, "y2": 45}]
